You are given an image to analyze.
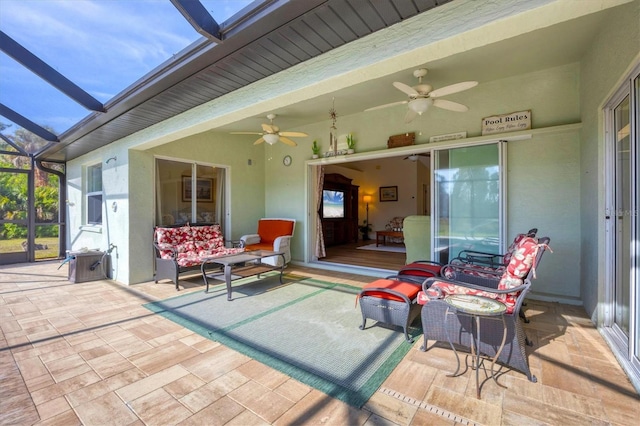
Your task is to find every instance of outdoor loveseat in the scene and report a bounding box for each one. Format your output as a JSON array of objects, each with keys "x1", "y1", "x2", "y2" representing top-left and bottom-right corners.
[{"x1": 153, "y1": 223, "x2": 244, "y2": 290}]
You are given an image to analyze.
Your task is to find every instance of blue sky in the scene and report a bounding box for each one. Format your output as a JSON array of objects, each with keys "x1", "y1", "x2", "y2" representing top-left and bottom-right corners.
[{"x1": 0, "y1": 0, "x2": 255, "y2": 135}]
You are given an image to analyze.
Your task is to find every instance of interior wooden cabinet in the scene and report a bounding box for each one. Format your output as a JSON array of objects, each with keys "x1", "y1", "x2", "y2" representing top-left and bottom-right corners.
[{"x1": 322, "y1": 173, "x2": 359, "y2": 246}]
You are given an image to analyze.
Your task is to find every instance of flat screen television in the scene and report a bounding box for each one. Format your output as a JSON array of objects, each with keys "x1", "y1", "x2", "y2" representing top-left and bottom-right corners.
[{"x1": 322, "y1": 189, "x2": 345, "y2": 218}]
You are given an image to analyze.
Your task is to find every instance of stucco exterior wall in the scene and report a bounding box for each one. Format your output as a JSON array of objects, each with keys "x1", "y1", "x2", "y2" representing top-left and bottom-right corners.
[
  {"x1": 507, "y1": 128, "x2": 581, "y2": 302},
  {"x1": 579, "y1": 0, "x2": 640, "y2": 320},
  {"x1": 64, "y1": 0, "x2": 632, "y2": 292},
  {"x1": 260, "y1": 63, "x2": 580, "y2": 302},
  {"x1": 148, "y1": 132, "x2": 267, "y2": 241}
]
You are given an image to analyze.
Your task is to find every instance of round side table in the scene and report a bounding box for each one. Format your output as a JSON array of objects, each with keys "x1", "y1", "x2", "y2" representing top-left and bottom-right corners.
[{"x1": 444, "y1": 294, "x2": 508, "y2": 398}]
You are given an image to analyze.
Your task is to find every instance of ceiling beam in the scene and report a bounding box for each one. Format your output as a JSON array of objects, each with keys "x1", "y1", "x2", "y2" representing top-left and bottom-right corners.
[
  {"x1": 170, "y1": 0, "x2": 222, "y2": 42},
  {"x1": 0, "y1": 103, "x2": 59, "y2": 142},
  {"x1": 0, "y1": 31, "x2": 105, "y2": 113}
]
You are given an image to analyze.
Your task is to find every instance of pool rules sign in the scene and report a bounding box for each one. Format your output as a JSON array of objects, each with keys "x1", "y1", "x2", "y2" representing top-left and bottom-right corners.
[{"x1": 481, "y1": 110, "x2": 531, "y2": 135}]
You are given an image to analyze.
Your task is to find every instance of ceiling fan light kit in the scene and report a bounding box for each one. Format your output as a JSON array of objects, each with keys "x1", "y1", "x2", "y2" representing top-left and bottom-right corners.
[
  {"x1": 408, "y1": 98, "x2": 433, "y2": 114},
  {"x1": 263, "y1": 133, "x2": 279, "y2": 145},
  {"x1": 231, "y1": 113, "x2": 308, "y2": 147}
]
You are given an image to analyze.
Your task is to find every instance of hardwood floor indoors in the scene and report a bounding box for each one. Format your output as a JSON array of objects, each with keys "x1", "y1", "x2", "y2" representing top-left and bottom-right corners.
[{"x1": 321, "y1": 240, "x2": 407, "y2": 271}]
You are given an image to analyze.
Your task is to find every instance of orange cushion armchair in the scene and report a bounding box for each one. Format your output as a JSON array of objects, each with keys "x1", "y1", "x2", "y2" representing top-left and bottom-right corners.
[{"x1": 240, "y1": 218, "x2": 295, "y2": 266}]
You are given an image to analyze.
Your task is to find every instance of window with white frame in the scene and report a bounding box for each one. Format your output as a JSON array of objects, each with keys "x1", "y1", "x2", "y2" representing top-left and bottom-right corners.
[{"x1": 86, "y1": 163, "x2": 102, "y2": 225}]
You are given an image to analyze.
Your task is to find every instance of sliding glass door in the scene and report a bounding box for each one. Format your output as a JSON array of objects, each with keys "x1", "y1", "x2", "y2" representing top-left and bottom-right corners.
[
  {"x1": 604, "y1": 63, "x2": 639, "y2": 385},
  {"x1": 155, "y1": 158, "x2": 227, "y2": 229},
  {"x1": 433, "y1": 143, "x2": 503, "y2": 264}
]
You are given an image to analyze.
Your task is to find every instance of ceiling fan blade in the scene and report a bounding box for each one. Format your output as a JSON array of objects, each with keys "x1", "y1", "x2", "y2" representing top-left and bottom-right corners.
[
  {"x1": 404, "y1": 108, "x2": 418, "y2": 123},
  {"x1": 429, "y1": 81, "x2": 478, "y2": 98},
  {"x1": 230, "y1": 131, "x2": 262, "y2": 135},
  {"x1": 365, "y1": 100, "x2": 408, "y2": 112},
  {"x1": 262, "y1": 123, "x2": 278, "y2": 133},
  {"x1": 433, "y1": 99, "x2": 469, "y2": 112},
  {"x1": 279, "y1": 131, "x2": 308, "y2": 137},
  {"x1": 393, "y1": 81, "x2": 419, "y2": 96},
  {"x1": 279, "y1": 136, "x2": 297, "y2": 146},
  {"x1": 403, "y1": 153, "x2": 430, "y2": 160},
  {"x1": 253, "y1": 137, "x2": 265, "y2": 145}
]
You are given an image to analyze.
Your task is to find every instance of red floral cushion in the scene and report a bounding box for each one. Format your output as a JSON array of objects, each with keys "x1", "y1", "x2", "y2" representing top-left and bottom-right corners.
[
  {"x1": 503, "y1": 233, "x2": 529, "y2": 265},
  {"x1": 442, "y1": 263, "x2": 504, "y2": 280},
  {"x1": 155, "y1": 226, "x2": 191, "y2": 259},
  {"x1": 504, "y1": 236, "x2": 539, "y2": 280},
  {"x1": 422, "y1": 237, "x2": 542, "y2": 314},
  {"x1": 191, "y1": 224, "x2": 221, "y2": 242},
  {"x1": 155, "y1": 225, "x2": 243, "y2": 266},
  {"x1": 155, "y1": 226, "x2": 191, "y2": 245},
  {"x1": 420, "y1": 281, "x2": 518, "y2": 313}
]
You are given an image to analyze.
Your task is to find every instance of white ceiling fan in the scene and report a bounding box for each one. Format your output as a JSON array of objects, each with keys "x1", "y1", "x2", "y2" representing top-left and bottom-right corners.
[
  {"x1": 230, "y1": 114, "x2": 308, "y2": 146},
  {"x1": 403, "y1": 153, "x2": 430, "y2": 161},
  {"x1": 366, "y1": 69, "x2": 478, "y2": 123}
]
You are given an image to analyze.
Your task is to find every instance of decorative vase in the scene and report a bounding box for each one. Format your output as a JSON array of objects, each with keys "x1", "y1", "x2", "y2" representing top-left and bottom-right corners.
[
  {"x1": 347, "y1": 149, "x2": 354, "y2": 154},
  {"x1": 312, "y1": 154, "x2": 319, "y2": 159}
]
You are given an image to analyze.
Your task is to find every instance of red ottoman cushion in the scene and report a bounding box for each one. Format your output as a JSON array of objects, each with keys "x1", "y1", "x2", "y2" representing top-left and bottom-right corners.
[{"x1": 360, "y1": 279, "x2": 420, "y2": 303}]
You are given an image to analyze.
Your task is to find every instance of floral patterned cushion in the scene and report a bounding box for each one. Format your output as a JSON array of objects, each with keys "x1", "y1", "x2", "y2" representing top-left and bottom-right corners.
[
  {"x1": 442, "y1": 232, "x2": 533, "y2": 281},
  {"x1": 155, "y1": 225, "x2": 243, "y2": 266},
  {"x1": 419, "y1": 285, "x2": 520, "y2": 314},
  {"x1": 155, "y1": 226, "x2": 191, "y2": 259},
  {"x1": 503, "y1": 232, "x2": 529, "y2": 265},
  {"x1": 504, "y1": 236, "x2": 539, "y2": 282},
  {"x1": 442, "y1": 262, "x2": 505, "y2": 280},
  {"x1": 419, "y1": 236, "x2": 542, "y2": 314},
  {"x1": 192, "y1": 224, "x2": 223, "y2": 251}
]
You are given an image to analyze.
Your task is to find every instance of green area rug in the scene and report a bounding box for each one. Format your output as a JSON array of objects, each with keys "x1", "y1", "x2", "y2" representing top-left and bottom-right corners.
[{"x1": 144, "y1": 273, "x2": 419, "y2": 408}]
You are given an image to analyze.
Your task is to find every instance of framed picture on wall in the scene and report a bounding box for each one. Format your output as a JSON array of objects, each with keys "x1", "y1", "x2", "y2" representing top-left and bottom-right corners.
[
  {"x1": 182, "y1": 176, "x2": 213, "y2": 202},
  {"x1": 379, "y1": 186, "x2": 398, "y2": 202}
]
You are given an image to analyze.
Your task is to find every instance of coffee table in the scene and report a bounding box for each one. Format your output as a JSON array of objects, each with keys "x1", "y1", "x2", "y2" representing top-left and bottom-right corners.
[
  {"x1": 376, "y1": 230, "x2": 403, "y2": 246},
  {"x1": 201, "y1": 250, "x2": 286, "y2": 300}
]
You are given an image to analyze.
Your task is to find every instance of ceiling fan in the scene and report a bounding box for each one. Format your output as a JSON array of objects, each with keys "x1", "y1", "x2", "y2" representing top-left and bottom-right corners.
[
  {"x1": 230, "y1": 114, "x2": 308, "y2": 146},
  {"x1": 403, "y1": 153, "x2": 430, "y2": 161},
  {"x1": 366, "y1": 69, "x2": 478, "y2": 123}
]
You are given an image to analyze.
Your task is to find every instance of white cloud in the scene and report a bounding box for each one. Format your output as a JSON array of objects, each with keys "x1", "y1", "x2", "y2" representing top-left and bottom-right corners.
[{"x1": 0, "y1": 0, "x2": 255, "y2": 132}]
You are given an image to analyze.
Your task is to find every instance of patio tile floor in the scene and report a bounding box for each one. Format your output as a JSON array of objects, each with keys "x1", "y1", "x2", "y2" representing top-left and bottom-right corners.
[{"x1": 1, "y1": 260, "x2": 638, "y2": 425}]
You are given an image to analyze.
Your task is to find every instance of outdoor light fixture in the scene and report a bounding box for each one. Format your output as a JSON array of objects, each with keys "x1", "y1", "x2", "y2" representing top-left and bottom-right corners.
[
  {"x1": 407, "y1": 154, "x2": 419, "y2": 162},
  {"x1": 263, "y1": 133, "x2": 280, "y2": 145},
  {"x1": 408, "y1": 98, "x2": 433, "y2": 115}
]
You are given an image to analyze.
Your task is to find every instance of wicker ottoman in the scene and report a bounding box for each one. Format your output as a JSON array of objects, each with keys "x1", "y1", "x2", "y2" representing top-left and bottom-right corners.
[{"x1": 358, "y1": 278, "x2": 422, "y2": 342}]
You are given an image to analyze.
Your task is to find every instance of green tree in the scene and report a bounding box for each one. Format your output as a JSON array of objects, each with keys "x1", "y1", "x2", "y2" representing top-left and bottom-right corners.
[{"x1": 0, "y1": 123, "x2": 60, "y2": 239}]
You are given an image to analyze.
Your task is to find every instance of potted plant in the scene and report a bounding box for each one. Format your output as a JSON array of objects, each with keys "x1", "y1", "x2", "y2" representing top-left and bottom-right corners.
[
  {"x1": 346, "y1": 134, "x2": 355, "y2": 154},
  {"x1": 359, "y1": 220, "x2": 372, "y2": 240},
  {"x1": 311, "y1": 140, "x2": 321, "y2": 158}
]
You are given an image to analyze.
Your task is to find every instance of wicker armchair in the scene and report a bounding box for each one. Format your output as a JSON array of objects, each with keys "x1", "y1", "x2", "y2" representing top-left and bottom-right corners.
[
  {"x1": 447, "y1": 228, "x2": 538, "y2": 274},
  {"x1": 418, "y1": 236, "x2": 551, "y2": 382},
  {"x1": 442, "y1": 230, "x2": 543, "y2": 324}
]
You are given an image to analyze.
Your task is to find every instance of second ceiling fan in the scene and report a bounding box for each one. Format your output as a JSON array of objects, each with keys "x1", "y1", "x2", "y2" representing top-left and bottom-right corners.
[
  {"x1": 230, "y1": 114, "x2": 308, "y2": 146},
  {"x1": 366, "y1": 68, "x2": 478, "y2": 123}
]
